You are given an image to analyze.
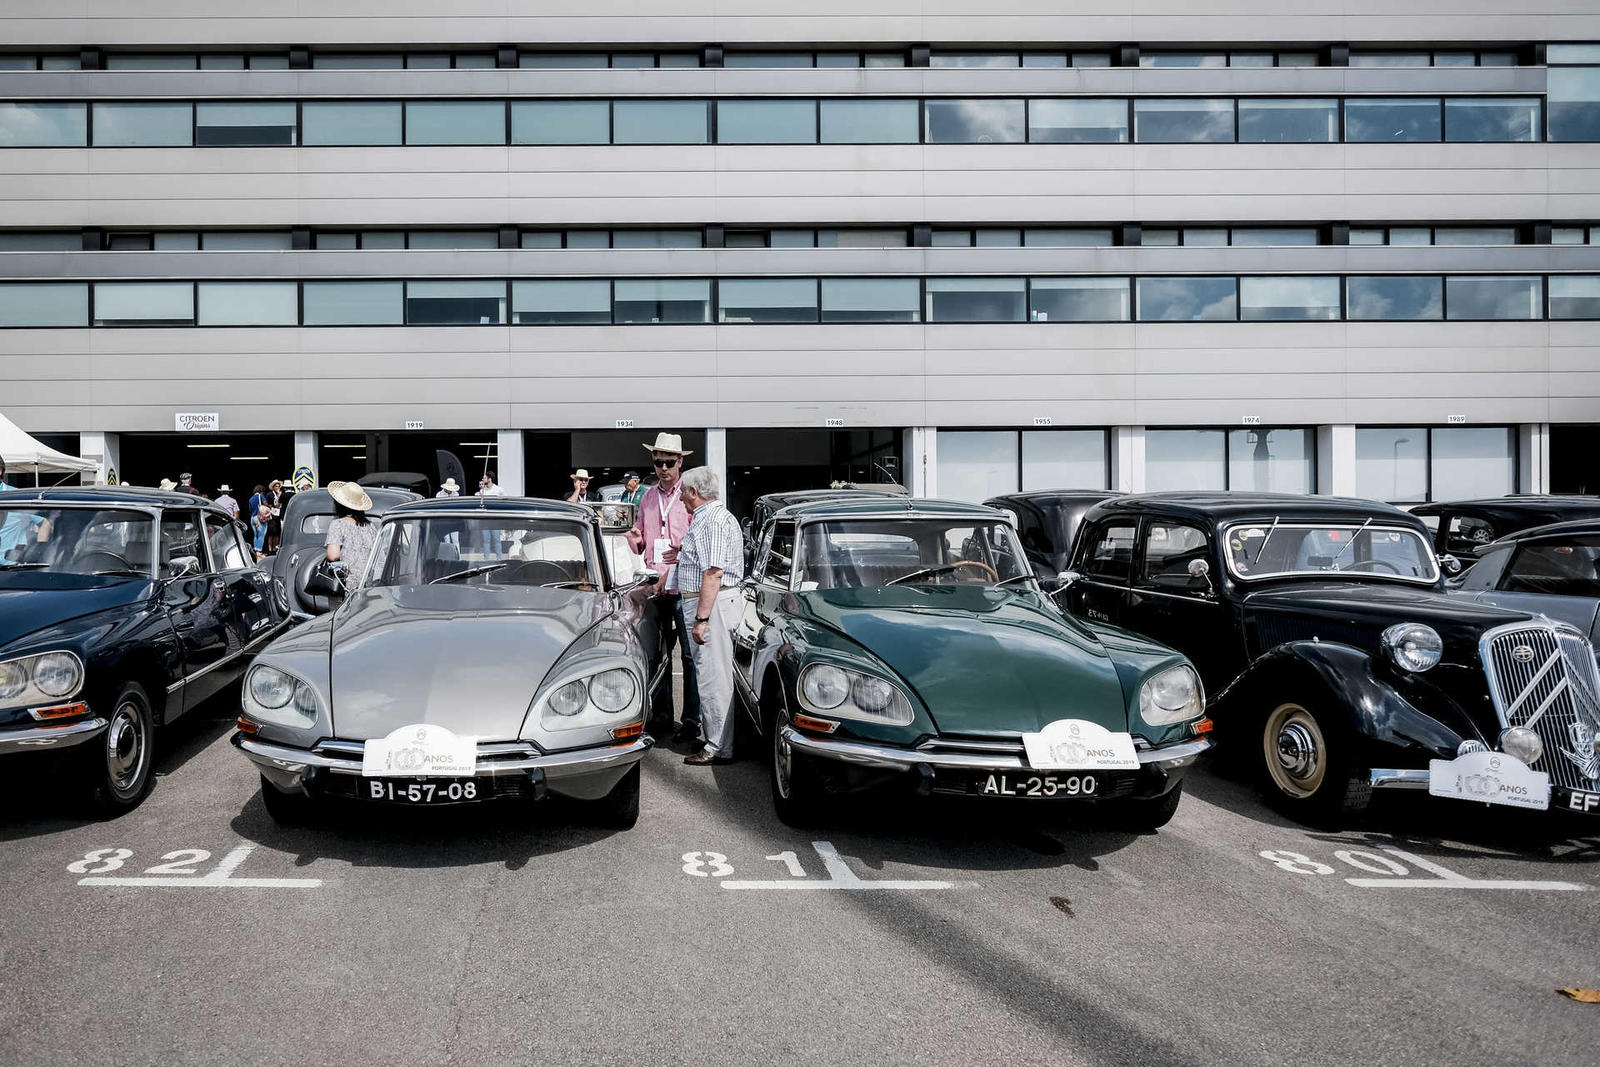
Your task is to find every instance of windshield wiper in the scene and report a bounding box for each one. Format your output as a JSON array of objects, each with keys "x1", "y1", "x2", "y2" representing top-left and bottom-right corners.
[
  {"x1": 994, "y1": 574, "x2": 1034, "y2": 588},
  {"x1": 1252, "y1": 516, "x2": 1281, "y2": 565},
  {"x1": 885, "y1": 563, "x2": 964, "y2": 586},
  {"x1": 0, "y1": 562, "x2": 48, "y2": 570},
  {"x1": 430, "y1": 563, "x2": 507, "y2": 585},
  {"x1": 1325, "y1": 518, "x2": 1372, "y2": 571},
  {"x1": 540, "y1": 580, "x2": 593, "y2": 589}
]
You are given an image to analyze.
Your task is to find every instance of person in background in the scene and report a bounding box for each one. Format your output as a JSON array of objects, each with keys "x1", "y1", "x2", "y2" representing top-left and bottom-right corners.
[
  {"x1": 476, "y1": 470, "x2": 506, "y2": 559},
  {"x1": 213, "y1": 483, "x2": 239, "y2": 518},
  {"x1": 159, "y1": 478, "x2": 178, "y2": 493},
  {"x1": 621, "y1": 471, "x2": 645, "y2": 506},
  {"x1": 566, "y1": 469, "x2": 600, "y2": 504},
  {"x1": 264, "y1": 479, "x2": 286, "y2": 555},
  {"x1": 625, "y1": 432, "x2": 699, "y2": 743},
  {"x1": 0, "y1": 457, "x2": 47, "y2": 560},
  {"x1": 674, "y1": 466, "x2": 745, "y2": 765},
  {"x1": 436, "y1": 477, "x2": 460, "y2": 498},
  {"x1": 251, "y1": 502, "x2": 272, "y2": 560},
  {"x1": 324, "y1": 481, "x2": 376, "y2": 592},
  {"x1": 248, "y1": 483, "x2": 268, "y2": 518},
  {"x1": 175, "y1": 472, "x2": 204, "y2": 498}
]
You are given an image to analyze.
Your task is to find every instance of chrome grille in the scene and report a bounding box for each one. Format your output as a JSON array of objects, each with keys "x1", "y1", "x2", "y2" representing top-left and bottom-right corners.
[{"x1": 1481, "y1": 624, "x2": 1600, "y2": 792}]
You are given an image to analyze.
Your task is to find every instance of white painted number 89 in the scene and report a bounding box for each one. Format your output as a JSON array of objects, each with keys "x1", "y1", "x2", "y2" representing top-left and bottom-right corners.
[
  {"x1": 68, "y1": 848, "x2": 133, "y2": 875},
  {"x1": 1257, "y1": 850, "x2": 1335, "y2": 875}
]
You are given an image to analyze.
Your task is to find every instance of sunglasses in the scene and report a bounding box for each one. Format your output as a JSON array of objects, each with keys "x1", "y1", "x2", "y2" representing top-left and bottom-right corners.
[{"x1": 653, "y1": 457, "x2": 679, "y2": 468}]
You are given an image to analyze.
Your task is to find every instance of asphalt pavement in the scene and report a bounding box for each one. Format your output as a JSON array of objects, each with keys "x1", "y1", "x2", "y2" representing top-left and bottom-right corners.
[{"x1": 1, "y1": 684, "x2": 1597, "y2": 1067}]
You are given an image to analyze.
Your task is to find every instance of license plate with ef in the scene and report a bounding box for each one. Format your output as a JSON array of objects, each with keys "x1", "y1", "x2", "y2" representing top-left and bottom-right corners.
[
  {"x1": 981, "y1": 773, "x2": 1097, "y2": 798},
  {"x1": 366, "y1": 779, "x2": 481, "y2": 804}
]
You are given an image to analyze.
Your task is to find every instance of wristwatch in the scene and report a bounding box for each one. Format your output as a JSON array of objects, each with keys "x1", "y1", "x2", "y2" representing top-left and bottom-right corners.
[{"x1": 695, "y1": 615, "x2": 710, "y2": 623}]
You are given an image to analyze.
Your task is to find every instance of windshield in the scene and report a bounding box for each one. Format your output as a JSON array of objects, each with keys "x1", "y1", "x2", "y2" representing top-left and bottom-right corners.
[
  {"x1": 366, "y1": 515, "x2": 602, "y2": 589},
  {"x1": 1501, "y1": 535, "x2": 1600, "y2": 598},
  {"x1": 1224, "y1": 522, "x2": 1438, "y2": 583},
  {"x1": 796, "y1": 518, "x2": 1031, "y2": 590},
  {"x1": 0, "y1": 506, "x2": 156, "y2": 577}
]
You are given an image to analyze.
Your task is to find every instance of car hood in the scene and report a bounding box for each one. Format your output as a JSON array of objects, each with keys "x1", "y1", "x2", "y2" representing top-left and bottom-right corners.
[
  {"x1": 329, "y1": 584, "x2": 606, "y2": 740},
  {"x1": 0, "y1": 577, "x2": 153, "y2": 653},
  {"x1": 795, "y1": 586, "x2": 1129, "y2": 736},
  {"x1": 1243, "y1": 581, "x2": 1532, "y2": 628}
]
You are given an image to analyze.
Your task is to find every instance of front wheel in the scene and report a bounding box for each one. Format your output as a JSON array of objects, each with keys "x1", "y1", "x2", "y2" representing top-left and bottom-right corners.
[
  {"x1": 85, "y1": 682, "x2": 155, "y2": 817},
  {"x1": 1259, "y1": 700, "x2": 1371, "y2": 824},
  {"x1": 768, "y1": 690, "x2": 825, "y2": 828},
  {"x1": 588, "y1": 764, "x2": 641, "y2": 829},
  {"x1": 1100, "y1": 784, "x2": 1184, "y2": 833}
]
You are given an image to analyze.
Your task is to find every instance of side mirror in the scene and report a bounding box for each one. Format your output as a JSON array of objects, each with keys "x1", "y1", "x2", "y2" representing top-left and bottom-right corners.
[
  {"x1": 623, "y1": 570, "x2": 659, "y2": 591},
  {"x1": 1187, "y1": 557, "x2": 1213, "y2": 591},
  {"x1": 1055, "y1": 569, "x2": 1082, "y2": 589},
  {"x1": 1439, "y1": 554, "x2": 1463, "y2": 576},
  {"x1": 167, "y1": 556, "x2": 201, "y2": 579}
]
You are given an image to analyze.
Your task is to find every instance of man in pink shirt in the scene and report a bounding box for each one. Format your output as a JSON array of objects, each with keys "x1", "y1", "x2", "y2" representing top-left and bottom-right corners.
[{"x1": 627, "y1": 432, "x2": 700, "y2": 743}]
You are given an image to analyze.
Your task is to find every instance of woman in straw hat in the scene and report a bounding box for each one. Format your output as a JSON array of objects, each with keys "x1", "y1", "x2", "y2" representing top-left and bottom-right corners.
[{"x1": 324, "y1": 481, "x2": 376, "y2": 592}]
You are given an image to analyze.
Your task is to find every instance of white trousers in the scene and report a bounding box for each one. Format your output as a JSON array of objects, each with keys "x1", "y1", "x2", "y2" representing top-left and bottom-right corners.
[{"x1": 680, "y1": 588, "x2": 742, "y2": 757}]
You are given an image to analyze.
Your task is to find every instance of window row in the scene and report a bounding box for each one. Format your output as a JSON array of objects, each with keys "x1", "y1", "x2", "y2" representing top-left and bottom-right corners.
[
  {"x1": 1, "y1": 275, "x2": 1596, "y2": 328},
  {"x1": 0, "y1": 94, "x2": 1560, "y2": 148}
]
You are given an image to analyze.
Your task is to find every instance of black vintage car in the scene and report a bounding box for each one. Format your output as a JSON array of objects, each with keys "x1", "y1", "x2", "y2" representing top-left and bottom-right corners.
[
  {"x1": 267, "y1": 485, "x2": 420, "y2": 616},
  {"x1": 1451, "y1": 518, "x2": 1600, "y2": 644},
  {"x1": 1411, "y1": 495, "x2": 1600, "y2": 573},
  {"x1": 742, "y1": 485, "x2": 906, "y2": 562},
  {"x1": 984, "y1": 490, "x2": 1120, "y2": 589},
  {"x1": 1063, "y1": 492, "x2": 1600, "y2": 822},
  {"x1": 0, "y1": 487, "x2": 291, "y2": 812}
]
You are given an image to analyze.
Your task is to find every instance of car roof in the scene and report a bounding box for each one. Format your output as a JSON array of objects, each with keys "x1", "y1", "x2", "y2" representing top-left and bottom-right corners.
[
  {"x1": 1410, "y1": 496, "x2": 1600, "y2": 519},
  {"x1": 775, "y1": 496, "x2": 1004, "y2": 520},
  {"x1": 1483, "y1": 516, "x2": 1600, "y2": 545},
  {"x1": 386, "y1": 495, "x2": 597, "y2": 519},
  {"x1": 285, "y1": 486, "x2": 419, "y2": 512},
  {"x1": 986, "y1": 489, "x2": 1121, "y2": 507},
  {"x1": 1086, "y1": 492, "x2": 1423, "y2": 526},
  {"x1": 756, "y1": 487, "x2": 904, "y2": 511},
  {"x1": 0, "y1": 484, "x2": 231, "y2": 511}
]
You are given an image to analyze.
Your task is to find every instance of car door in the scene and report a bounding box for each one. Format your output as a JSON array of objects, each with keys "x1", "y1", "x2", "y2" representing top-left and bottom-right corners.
[
  {"x1": 205, "y1": 512, "x2": 279, "y2": 657},
  {"x1": 1065, "y1": 518, "x2": 1136, "y2": 625},
  {"x1": 1124, "y1": 520, "x2": 1239, "y2": 691},
  {"x1": 733, "y1": 519, "x2": 795, "y2": 716},
  {"x1": 158, "y1": 509, "x2": 234, "y2": 715}
]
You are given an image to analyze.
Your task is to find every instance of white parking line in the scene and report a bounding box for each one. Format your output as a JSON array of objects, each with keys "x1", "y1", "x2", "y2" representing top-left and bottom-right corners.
[
  {"x1": 77, "y1": 843, "x2": 322, "y2": 889},
  {"x1": 719, "y1": 841, "x2": 954, "y2": 891},
  {"x1": 1342, "y1": 846, "x2": 1591, "y2": 891}
]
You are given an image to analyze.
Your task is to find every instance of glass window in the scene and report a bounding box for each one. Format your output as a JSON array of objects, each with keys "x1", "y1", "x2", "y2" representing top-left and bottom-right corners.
[
  {"x1": 195, "y1": 102, "x2": 297, "y2": 146},
  {"x1": 360, "y1": 231, "x2": 405, "y2": 250},
  {"x1": 520, "y1": 53, "x2": 608, "y2": 68},
  {"x1": 1141, "y1": 523, "x2": 1213, "y2": 591},
  {"x1": 248, "y1": 56, "x2": 290, "y2": 70},
  {"x1": 1134, "y1": 99, "x2": 1234, "y2": 143},
  {"x1": 1350, "y1": 53, "x2": 1431, "y2": 68},
  {"x1": 0, "y1": 283, "x2": 88, "y2": 327},
  {"x1": 1433, "y1": 53, "x2": 1476, "y2": 68},
  {"x1": 1146, "y1": 430, "x2": 1227, "y2": 491},
  {"x1": 1136, "y1": 277, "x2": 1238, "y2": 321},
  {"x1": 1549, "y1": 276, "x2": 1600, "y2": 319},
  {"x1": 925, "y1": 278, "x2": 1026, "y2": 322},
  {"x1": 816, "y1": 53, "x2": 860, "y2": 68},
  {"x1": 1021, "y1": 53, "x2": 1069, "y2": 69},
  {"x1": 718, "y1": 279, "x2": 818, "y2": 324},
  {"x1": 975, "y1": 228, "x2": 1022, "y2": 247},
  {"x1": 91, "y1": 103, "x2": 193, "y2": 147},
  {"x1": 196, "y1": 282, "x2": 298, "y2": 326},
  {"x1": 1552, "y1": 227, "x2": 1588, "y2": 245},
  {"x1": 924, "y1": 99, "x2": 1025, "y2": 143},
  {"x1": 716, "y1": 100, "x2": 817, "y2": 144},
  {"x1": 1345, "y1": 98, "x2": 1441, "y2": 143},
  {"x1": 303, "y1": 281, "x2": 403, "y2": 325},
  {"x1": 1228, "y1": 428, "x2": 1313, "y2": 493},
  {"x1": 1389, "y1": 227, "x2": 1432, "y2": 246},
  {"x1": 1501, "y1": 535, "x2": 1600, "y2": 598},
  {"x1": 314, "y1": 54, "x2": 403, "y2": 69},
  {"x1": 1277, "y1": 53, "x2": 1320, "y2": 68},
  {"x1": 1546, "y1": 69, "x2": 1599, "y2": 142},
  {"x1": 1433, "y1": 227, "x2": 1517, "y2": 245},
  {"x1": 1027, "y1": 98, "x2": 1129, "y2": 143},
  {"x1": 315, "y1": 232, "x2": 359, "y2": 250},
  {"x1": 1029, "y1": 277, "x2": 1130, "y2": 322},
  {"x1": 201, "y1": 231, "x2": 292, "y2": 250},
  {"x1": 1082, "y1": 522, "x2": 1137, "y2": 582},
  {"x1": 106, "y1": 233, "x2": 153, "y2": 252},
  {"x1": 817, "y1": 229, "x2": 907, "y2": 248},
  {"x1": 932, "y1": 231, "x2": 972, "y2": 247},
  {"x1": 0, "y1": 232, "x2": 78, "y2": 251},
  {"x1": 1444, "y1": 97, "x2": 1540, "y2": 142},
  {"x1": 1346, "y1": 276, "x2": 1443, "y2": 320},
  {"x1": 519, "y1": 232, "x2": 563, "y2": 249},
  {"x1": 1549, "y1": 45, "x2": 1600, "y2": 65},
  {"x1": 404, "y1": 281, "x2": 506, "y2": 325},
  {"x1": 611, "y1": 229, "x2": 702, "y2": 249},
  {"x1": 724, "y1": 231, "x2": 766, "y2": 248},
  {"x1": 613, "y1": 279, "x2": 711, "y2": 324},
  {"x1": 1238, "y1": 98, "x2": 1338, "y2": 143},
  {"x1": 0, "y1": 102, "x2": 88, "y2": 147},
  {"x1": 511, "y1": 101, "x2": 610, "y2": 145},
  {"x1": 1479, "y1": 53, "x2": 1518, "y2": 67},
  {"x1": 107, "y1": 54, "x2": 196, "y2": 70},
  {"x1": 302, "y1": 102, "x2": 402, "y2": 146},
  {"x1": 0, "y1": 57, "x2": 37, "y2": 71},
  {"x1": 658, "y1": 54, "x2": 700, "y2": 69},
  {"x1": 1356, "y1": 428, "x2": 1428, "y2": 501},
  {"x1": 1231, "y1": 228, "x2": 1319, "y2": 246},
  {"x1": 1239, "y1": 277, "x2": 1341, "y2": 321},
  {"x1": 1229, "y1": 53, "x2": 1275, "y2": 68},
  {"x1": 864, "y1": 53, "x2": 905, "y2": 68},
  {"x1": 1025, "y1": 228, "x2": 1114, "y2": 247},
  {"x1": 819, "y1": 99, "x2": 919, "y2": 143},
  {"x1": 405, "y1": 54, "x2": 449, "y2": 69},
  {"x1": 931, "y1": 53, "x2": 1019, "y2": 68},
  {"x1": 724, "y1": 53, "x2": 813, "y2": 68},
  {"x1": 1349, "y1": 228, "x2": 1387, "y2": 246},
  {"x1": 1141, "y1": 229, "x2": 1180, "y2": 247},
  {"x1": 154, "y1": 232, "x2": 200, "y2": 251},
  {"x1": 613, "y1": 100, "x2": 708, "y2": 144},
  {"x1": 1445, "y1": 276, "x2": 1541, "y2": 320},
  {"x1": 405, "y1": 101, "x2": 504, "y2": 145},
  {"x1": 407, "y1": 230, "x2": 498, "y2": 249},
  {"x1": 1021, "y1": 430, "x2": 1106, "y2": 490},
  {"x1": 1432, "y1": 427, "x2": 1515, "y2": 499},
  {"x1": 1184, "y1": 228, "x2": 1229, "y2": 247},
  {"x1": 1141, "y1": 53, "x2": 1226, "y2": 68},
  {"x1": 820, "y1": 278, "x2": 921, "y2": 323},
  {"x1": 937, "y1": 431, "x2": 1019, "y2": 501},
  {"x1": 565, "y1": 231, "x2": 608, "y2": 249},
  {"x1": 770, "y1": 229, "x2": 815, "y2": 247},
  {"x1": 93, "y1": 282, "x2": 195, "y2": 326},
  {"x1": 609, "y1": 53, "x2": 655, "y2": 69},
  {"x1": 1071, "y1": 54, "x2": 1113, "y2": 68},
  {"x1": 511, "y1": 280, "x2": 611, "y2": 325}
]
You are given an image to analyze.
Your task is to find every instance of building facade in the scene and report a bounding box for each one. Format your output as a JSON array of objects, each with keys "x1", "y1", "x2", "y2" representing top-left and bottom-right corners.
[{"x1": 1, "y1": 2, "x2": 1598, "y2": 514}]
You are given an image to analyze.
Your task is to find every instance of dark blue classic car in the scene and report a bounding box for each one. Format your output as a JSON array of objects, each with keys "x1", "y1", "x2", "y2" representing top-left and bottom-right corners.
[{"x1": 1, "y1": 487, "x2": 290, "y2": 814}]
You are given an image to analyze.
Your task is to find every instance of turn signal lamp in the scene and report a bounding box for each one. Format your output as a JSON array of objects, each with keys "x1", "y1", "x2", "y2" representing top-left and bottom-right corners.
[
  {"x1": 793, "y1": 713, "x2": 840, "y2": 734},
  {"x1": 1192, "y1": 717, "x2": 1214, "y2": 736},
  {"x1": 610, "y1": 722, "x2": 644, "y2": 741},
  {"x1": 235, "y1": 716, "x2": 260, "y2": 735},
  {"x1": 30, "y1": 702, "x2": 88, "y2": 721}
]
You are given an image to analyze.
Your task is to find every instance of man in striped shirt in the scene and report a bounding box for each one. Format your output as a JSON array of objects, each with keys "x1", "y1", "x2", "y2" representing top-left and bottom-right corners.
[{"x1": 675, "y1": 465, "x2": 745, "y2": 765}]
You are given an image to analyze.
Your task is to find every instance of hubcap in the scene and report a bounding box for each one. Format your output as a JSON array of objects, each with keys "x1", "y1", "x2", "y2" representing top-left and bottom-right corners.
[
  {"x1": 773, "y1": 717, "x2": 793, "y2": 799},
  {"x1": 105, "y1": 700, "x2": 148, "y2": 796},
  {"x1": 1262, "y1": 703, "x2": 1326, "y2": 799}
]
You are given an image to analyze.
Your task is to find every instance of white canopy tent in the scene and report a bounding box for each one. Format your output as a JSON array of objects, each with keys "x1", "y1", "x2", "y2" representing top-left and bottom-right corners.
[{"x1": 0, "y1": 411, "x2": 97, "y2": 481}]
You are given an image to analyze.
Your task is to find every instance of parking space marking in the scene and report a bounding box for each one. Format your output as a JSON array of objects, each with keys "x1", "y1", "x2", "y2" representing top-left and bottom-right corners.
[
  {"x1": 1258, "y1": 845, "x2": 1591, "y2": 892},
  {"x1": 73, "y1": 843, "x2": 322, "y2": 889},
  {"x1": 716, "y1": 841, "x2": 955, "y2": 891}
]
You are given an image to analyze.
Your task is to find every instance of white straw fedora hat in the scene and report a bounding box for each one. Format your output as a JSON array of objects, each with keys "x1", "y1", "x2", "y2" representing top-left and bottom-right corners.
[
  {"x1": 158, "y1": 478, "x2": 177, "y2": 492},
  {"x1": 571, "y1": 469, "x2": 592, "y2": 480},
  {"x1": 441, "y1": 477, "x2": 459, "y2": 492},
  {"x1": 642, "y1": 432, "x2": 693, "y2": 456},
  {"x1": 327, "y1": 481, "x2": 373, "y2": 511}
]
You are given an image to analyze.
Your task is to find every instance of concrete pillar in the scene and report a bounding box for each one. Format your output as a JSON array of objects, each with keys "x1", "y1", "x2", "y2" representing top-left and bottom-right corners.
[
  {"x1": 1110, "y1": 426, "x2": 1145, "y2": 493},
  {"x1": 1519, "y1": 423, "x2": 1550, "y2": 493},
  {"x1": 903, "y1": 427, "x2": 936, "y2": 497},
  {"x1": 78, "y1": 431, "x2": 119, "y2": 486},
  {"x1": 705, "y1": 427, "x2": 727, "y2": 500},
  {"x1": 292, "y1": 431, "x2": 318, "y2": 490},
  {"x1": 496, "y1": 429, "x2": 525, "y2": 496},
  {"x1": 1316, "y1": 425, "x2": 1356, "y2": 497}
]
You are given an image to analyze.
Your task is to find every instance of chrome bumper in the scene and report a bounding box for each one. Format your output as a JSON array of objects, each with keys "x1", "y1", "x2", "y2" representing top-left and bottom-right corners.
[
  {"x1": 0, "y1": 717, "x2": 108, "y2": 754},
  {"x1": 1370, "y1": 768, "x2": 1430, "y2": 790},
  {"x1": 232, "y1": 732, "x2": 652, "y2": 782},
  {"x1": 780, "y1": 727, "x2": 1212, "y2": 773}
]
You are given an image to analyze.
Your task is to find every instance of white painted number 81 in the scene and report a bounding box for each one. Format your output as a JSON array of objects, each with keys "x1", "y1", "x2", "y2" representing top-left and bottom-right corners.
[
  {"x1": 68, "y1": 848, "x2": 133, "y2": 875},
  {"x1": 1257, "y1": 850, "x2": 1335, "y2": 875}
]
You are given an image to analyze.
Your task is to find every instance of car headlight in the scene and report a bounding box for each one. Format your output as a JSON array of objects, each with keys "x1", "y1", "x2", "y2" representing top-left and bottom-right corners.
[
  {"x1": 539, "y1": 666, "x2": 644, "y2": 731},
  {"x1": 588, "y1": 668, "x2": 637, "y2": 713},
  {"x1": 242, "y1": 665, "x2": 320, "y2": 729},
  {"x1": 0, "y1": 650, "x2": 85, "y2": 708},
  {"x1": 549, "y1": 679, "x2": 588, "y2": 717},
  {"x1": 797, "y1": 662, "x2": 914, "y2": 727},
  {"x1": 1381, "y1": 622, "x2": 1443, "y2": 673},
  {"x1": 1499, "y1": 725, "x2": 1544, "y2": 766},
  {"x1": 1139, "y1": 664, "x2": 1204, "y2": 726}
]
